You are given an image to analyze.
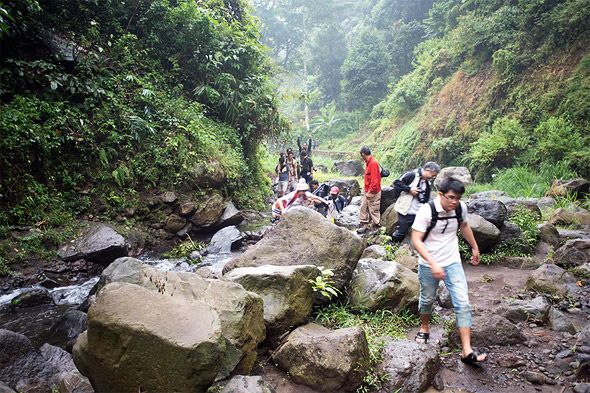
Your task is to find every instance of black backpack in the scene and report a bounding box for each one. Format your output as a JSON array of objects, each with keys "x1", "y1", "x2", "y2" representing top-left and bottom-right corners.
[
  {"x1": 380, "y1": 166, "x2": 390, "y2": 178},
  {"x1": 422, "y1": 201, "x2": 463, "y2": 241}
]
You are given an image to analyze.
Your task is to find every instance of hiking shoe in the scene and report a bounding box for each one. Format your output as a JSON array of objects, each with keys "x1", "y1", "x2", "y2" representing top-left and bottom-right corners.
[{"x1": 356, "y1": 227, "x2": 367, "y2": 234}]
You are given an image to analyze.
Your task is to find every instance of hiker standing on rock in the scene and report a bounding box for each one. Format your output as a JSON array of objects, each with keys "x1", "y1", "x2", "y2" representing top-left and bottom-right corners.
[
  {"x1": 297, "y1": 134, "x2": 313, "y2": 157},
  {"x1": 411, "y1": 177, "x2": 487, "y2": 367},
  {"x1": 391, "y1": 162, "x2": 440, "y2": 242},
  {"x1": 357, "y1": 146, "x2": 381, "y2": 234}
]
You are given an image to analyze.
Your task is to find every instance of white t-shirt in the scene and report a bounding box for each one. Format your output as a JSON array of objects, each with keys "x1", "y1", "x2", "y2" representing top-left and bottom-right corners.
[{"x1": 412, "y1": 198, "x2": 468, "y2": 267}]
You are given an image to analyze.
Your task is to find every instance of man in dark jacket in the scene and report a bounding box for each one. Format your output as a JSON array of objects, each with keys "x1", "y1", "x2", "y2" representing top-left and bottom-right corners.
[
  {"x1": 299, "y1": 151, "x2": 314, "y2": 184},
  {"x1": 298, "y1": 135, "x2": 313, "y2": 157},
  {"x1": 391, "y1": 162, "x2": 440, "y2": 242}
]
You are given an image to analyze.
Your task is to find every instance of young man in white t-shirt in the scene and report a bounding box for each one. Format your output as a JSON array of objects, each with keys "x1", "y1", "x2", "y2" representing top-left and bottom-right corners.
[{"x1": 411, "y1": 177, "x2": 487, "y2": 367}]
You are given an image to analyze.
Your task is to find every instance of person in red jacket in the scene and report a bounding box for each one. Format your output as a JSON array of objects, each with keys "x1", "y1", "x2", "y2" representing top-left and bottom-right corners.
[{"x1": 357, "y1": 146, "x2": 382, "y2": 234}]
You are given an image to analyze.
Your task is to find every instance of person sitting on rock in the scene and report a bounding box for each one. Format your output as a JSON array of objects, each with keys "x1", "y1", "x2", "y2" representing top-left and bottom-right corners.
[
  {"x1": 411, "y1": 177, "x2": 487, "y2": 367},
  {"x1": 271, "y1": 179, "x2": 327, "y2": 224},
  {"x1": 325, "y1": 186, "x2": 348, "y2": 223}
]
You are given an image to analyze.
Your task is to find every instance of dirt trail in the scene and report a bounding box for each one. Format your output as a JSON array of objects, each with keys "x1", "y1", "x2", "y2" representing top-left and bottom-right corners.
[{"x1": 418, "y1": 263, "x2": 588, "y2": 393}]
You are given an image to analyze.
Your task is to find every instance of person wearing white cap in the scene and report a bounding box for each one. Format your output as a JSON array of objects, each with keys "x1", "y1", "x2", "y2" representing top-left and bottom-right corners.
[{"x1": 271, "y1": 179, "x2": 327, "y2": 223}]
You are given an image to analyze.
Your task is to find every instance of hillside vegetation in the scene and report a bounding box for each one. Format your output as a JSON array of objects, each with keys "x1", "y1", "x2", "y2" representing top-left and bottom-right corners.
[
  {"x1": 0, "y1": 0, "x2": 286, "y2": 227},
  {"x1": 254, "y1": 0, "x2": 590, "y2": 187}
]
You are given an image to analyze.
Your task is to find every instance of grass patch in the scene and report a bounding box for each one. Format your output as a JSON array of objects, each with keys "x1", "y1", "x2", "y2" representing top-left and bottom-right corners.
[
  {"x1": 313, "y1": 302, "x2": 424, "y2": 392},
  {"x1": 162, "y1": 237, "x2": 205, "y2": 261}
]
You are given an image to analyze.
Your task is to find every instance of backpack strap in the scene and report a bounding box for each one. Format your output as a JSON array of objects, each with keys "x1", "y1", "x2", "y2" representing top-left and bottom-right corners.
[
  {"x1": 422, "y1": 201, "x2": 463, "y2": 241},
  {"x1": 422, "y1": 201, "x2": 438, "y2": 242}
]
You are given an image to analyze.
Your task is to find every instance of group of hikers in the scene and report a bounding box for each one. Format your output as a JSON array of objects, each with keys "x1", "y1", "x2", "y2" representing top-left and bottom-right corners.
[{"x1": 270, "y1": 144, "x2": 488, "y2": 368}]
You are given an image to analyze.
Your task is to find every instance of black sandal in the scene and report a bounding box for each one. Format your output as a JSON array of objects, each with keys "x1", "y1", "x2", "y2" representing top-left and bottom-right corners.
[
  {"x1": 460, "y1": 351, "x2": 487, "y2": 368},
  {"x1": 414, "y1": 331, "x2": 429, "y2": 344}
]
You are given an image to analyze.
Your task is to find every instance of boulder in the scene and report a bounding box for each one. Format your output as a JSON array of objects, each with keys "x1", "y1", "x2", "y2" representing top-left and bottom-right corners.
[
  {"x1": 95, "y1": 257, "x2": 265, "y2": 376},
  {"x1": 223, "y1": 265, "x2": 320, "y2": 344},
  {"x1": 499, "y1": 222, "x2": 524, "y2": 245},
  {"x1": 468, "y1": 190, "x2": 506, "y2": 200},
  {"x1": 375, "y1": 339, "x2": 440, "y2": 393},
  {"x1": 271, "y1": 323, "x2": 369, "y2": 392},
  {"x1": 466, "y1": 214, "x2": 501, "y2": 252},
  {"x1": 192, "y1": 160, "x2": 227, "y2": 187},
  {"x1": 554, "y1": 239, "x2": 590, "y2": 267},
  {"x1": 163, "y1": 213, "x2": 187, "y2": 234},
  {"x1": 558, "y1": 228, "x2": 590, "y2": 242},
  {"x1": 0, "y1": 330, "x2": 92, "y2": 393},
  {"x1": 526, "y1": 264, "x2": 578, "y2": 297},
  {"x1": 498, "y1": 296, "x2": 550, "y2": 324},
  {"x1": 212, "y1": 375, "x2": 276, "y2": 393},
  {"x1": 381, "y1": 205, "x2": 398, "y2": 235},
  {"x1": 190, "y1": 192, "x2": 226, "y2": 228},
  {"x1": 466, "y1": 200, "x2": 507, "y2": 228},
  {"x1": 48, "y1": 309, "x2": 88, "y2": 351},
  {"x1": 361, "y1": 245, "x2": 387, "y2": 260},
  {"x1": 547, "y1": 307, "x2": 577, "y2": 334},
  {"x1": 9, "y1": 288, "x2": 52, "y2": 308},
  {"x1": 324, "y1": 179, "x2": 361, "y2": 199},
  {"x1": 224, "y1": 207, "x2": 365, "y2": 293},
  {"x1": 178, "y1": 201, "x2": 197, "y2": 216},
  {"x1": 504, "y1": 199, "x2": 542, "y2": 220},
  {"x1": 536, "y1": 197, "x2": 556, "y2": 211},
  {"x1": 57, "y1": 224, "x2": 127, "y2": 265},
  {"x1": 451, "y1": 314, "x2": 525, "y2": 347},
  {"x1": 549, "y1": 207, "x2": 590, "y2": 227},
  {"x1": 333, "y1": 160, "x2": 364, "y2": 177},
  {"x1": 213, "y1": 202, "x2": 245, "y2": 229},
  {"x1": 74, "y1": 282, "x2": 226, "y2": 392},
  {"x1": 348, "y1": 259, "x2": 419, "y2": 313},
  {"x1": 547, "y1": 178, "x2": 590, "y2": 198},
  {"x1": 538, "y1": 223, "x2": 562, "y2": 248},
  {"x1": 334, "y1": 204, "x2": 360, "y2": 230},
  {"x1": 435, "y1": 167, "x2": 473, "y2": 188},
  {"x1": 350, "y1": 196, "x2": 362, "y2": 206},
  {"x1": 159, "y1": 191, "x2": 178, "y2": 203},
  {"x1": 573, "y1": 263, "x2": 590, "y2": 277},
  {"x1": 207, "y1": 226, "x2": 243, "y2": 254},
  {"x1": 380, "y1": 186, "x2": 398, "y2": 213}
]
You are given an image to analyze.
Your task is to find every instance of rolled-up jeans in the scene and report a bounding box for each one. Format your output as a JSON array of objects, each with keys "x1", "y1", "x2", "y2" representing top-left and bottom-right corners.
[{"x1": 418, "y1": 262, "x2": 472, "y2": 328}]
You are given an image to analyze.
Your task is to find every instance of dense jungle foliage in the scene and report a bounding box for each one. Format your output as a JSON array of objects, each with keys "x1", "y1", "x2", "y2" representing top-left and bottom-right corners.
[
  {"x1": 0, "y1": 0, "x2": 286, "y2": 227},
  {"x1": 254, "y1": 0, "x2": 590, "y2": 182}
]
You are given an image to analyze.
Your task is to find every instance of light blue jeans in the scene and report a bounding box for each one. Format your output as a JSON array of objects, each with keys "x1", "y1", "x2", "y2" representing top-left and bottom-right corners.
[{"x1": 418, "y1": 262, "x2": 472, "y2": 328}]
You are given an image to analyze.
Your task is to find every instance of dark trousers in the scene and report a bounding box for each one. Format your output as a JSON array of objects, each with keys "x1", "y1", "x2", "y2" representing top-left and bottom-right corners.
[{"x1": 391, "y1": 213, "x2": 416, "y2": 242}]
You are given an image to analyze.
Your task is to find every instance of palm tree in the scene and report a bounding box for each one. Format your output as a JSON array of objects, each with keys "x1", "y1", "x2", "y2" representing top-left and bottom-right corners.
[{"x1": 311, "y1": 102, "x2": 341, "y2": 148}]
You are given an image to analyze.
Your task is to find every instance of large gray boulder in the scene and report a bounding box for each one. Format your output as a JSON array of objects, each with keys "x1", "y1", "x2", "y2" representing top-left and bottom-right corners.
[
  {"x1": 190, "y1": 192, "x2": 226, "y2": 228},
  {"x1": 361, "y1": 245, "x2": 387, "y2": 260},
  {"x1": 435, "y1": 167, "x2": 473, "y2": 188},
  {"x1": 554, "y1": 239, "x2": 590, "y2": 267},
  {"x1": 48, "y1": 309, "x2": 87, "y2": 351},
  {"x1": 499, "y1": 222, "x2": 524, "y2": 245},
  {"x1": 348, "y1": 259, "x2": 419, "y2": 313},
  {"x1": 547, "y1": 178, "x2": 590, "y2": 198},
  {"x1": 223, "y1": 207, "x2": 365, "y2": 293},
  {"x1": 381, "y1": 204, "x2": 398, "y2": 235},
  {"x1": 526, "y1": 263, "x2": 578, "y2": 297},
  {"x1": 380, "y1": 186, "x2": 398, "y2": 213},
  {"x1": 213, "y1": 201, "x2": 245, "y2": 229},
  {"x1": 223, "y1": 265, "x2": 320, "y2": 344},
  {"x1": 466, "y1": 200, "x2": 507, "y2": 228},
  {"x1": 207, "y1": 226, "x2": 243, "y2": 254},
  {"x1": 538, "y1": 222, "x2": 562, "y2": 248},
  {"x1": 271, "y1": 323, "x2": 370, "y2": 392},
  {"x1": 334, "y1": 204, "x2": 360, "y2": 230},
  {"x1": 94, "y1": 257, "x2": 266, "y2": 376},
  {"x1": 375, "y1": 339, "x2": 440, "y2": 393},
  {"x1": 450, "y1": 314, "x2": 525, "y2": 347},
  {"x1": 0, "y1": 330, "x2": 92, "y2": 393},
  {"x1": 334, "y1": 160, "x2": 364, "y2": 176},
  {"x1": 549, "y1": 207, "x2": 590, "y2": 227},
  {"x1": 498, "y1": 296, "x2": 550, "y2": 324},
  {"x1": 74, "y1": 282, "x2": 225, "y2": 392},
  {"x1": 466, "y1": 214, "x2": 501, "y2": 252},
  {"x1": 58, "y1": 224, "x2": 127, "y2": 265}
]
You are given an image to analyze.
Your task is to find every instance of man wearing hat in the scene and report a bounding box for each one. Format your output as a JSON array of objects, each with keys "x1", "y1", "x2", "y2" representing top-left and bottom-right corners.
[{"x1": 271, "y1": 178, "x2": 327, "y2": 223}]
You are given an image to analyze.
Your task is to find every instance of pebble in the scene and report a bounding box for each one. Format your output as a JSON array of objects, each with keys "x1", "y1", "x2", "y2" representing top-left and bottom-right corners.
[
  {"x1": 525, "y1": 371, "x2": 546, "y2": 385},
  {"x1": 542, "y1": 349, "x2": 551, "y2": 354},
  {"x1": 529, "y1": 323, "x2": 538, "y2": 328}
]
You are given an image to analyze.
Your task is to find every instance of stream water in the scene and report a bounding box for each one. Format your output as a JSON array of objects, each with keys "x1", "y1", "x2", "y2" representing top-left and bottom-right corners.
[{"x1": 0, "y1": 251, "x2": 241, "y2": 349}]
